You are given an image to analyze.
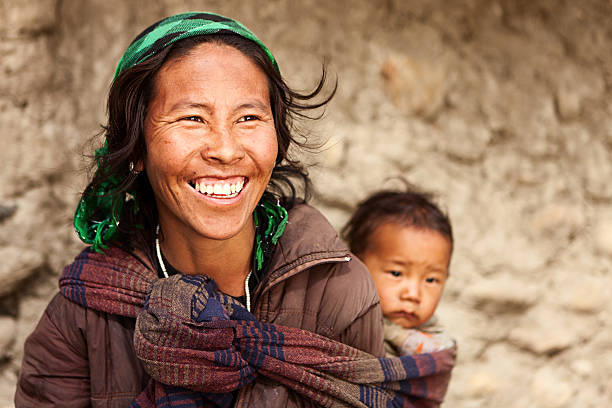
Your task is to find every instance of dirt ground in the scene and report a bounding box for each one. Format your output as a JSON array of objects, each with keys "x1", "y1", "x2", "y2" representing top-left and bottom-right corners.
[{"x1": 1, "y1": 0, "x2": 611, "y2": 406}]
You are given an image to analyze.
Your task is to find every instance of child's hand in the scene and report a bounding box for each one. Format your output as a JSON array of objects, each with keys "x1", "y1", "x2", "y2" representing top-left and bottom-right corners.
[
  {"x1": 398, "y1": 330, "x2": 454, "y2": 354},
  {"x1": 384, "y1": 319, "x2": 455, "y2": 355}
]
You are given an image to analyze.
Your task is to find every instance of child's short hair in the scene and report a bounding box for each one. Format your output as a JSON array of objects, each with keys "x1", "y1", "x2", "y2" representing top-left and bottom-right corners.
[{"x1": 342, "y1": 187, "x2": 453, "y2": 256}]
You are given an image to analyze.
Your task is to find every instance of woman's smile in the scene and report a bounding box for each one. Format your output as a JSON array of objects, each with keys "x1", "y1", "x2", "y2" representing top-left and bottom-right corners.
[
  {"x1": 188, "y1": 176, "x2": 247, "y2": 200},
  {"x1": 142, "y1": 42, "x2": 278, "y2": 244}
]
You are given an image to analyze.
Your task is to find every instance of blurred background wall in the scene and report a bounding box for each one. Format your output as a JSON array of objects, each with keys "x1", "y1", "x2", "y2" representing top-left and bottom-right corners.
[{"x1": 1, "y1": 0, "x2": 611, "y2": 406}]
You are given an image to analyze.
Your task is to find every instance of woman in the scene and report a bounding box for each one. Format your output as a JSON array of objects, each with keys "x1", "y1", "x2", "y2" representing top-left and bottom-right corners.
[{"x1": 15, "y1": 12, "x2": 454, "y2": 408}]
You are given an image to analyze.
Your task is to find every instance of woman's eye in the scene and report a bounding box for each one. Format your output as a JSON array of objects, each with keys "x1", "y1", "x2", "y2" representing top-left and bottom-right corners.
[
  {"x1": 387, "y1": 270, "x2": 401, "y2": 278},
  {"x1": 238, "y1": 115, "x2": 259, "y2": 123},
  {"x1": 181, "y1": 116, "x2": 203, "y2": 123}
]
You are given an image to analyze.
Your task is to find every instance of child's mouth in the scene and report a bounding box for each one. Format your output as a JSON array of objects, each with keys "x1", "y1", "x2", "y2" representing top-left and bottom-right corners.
[{"x1": 392, "y1": 311, "x2": 419, "y2": 320}]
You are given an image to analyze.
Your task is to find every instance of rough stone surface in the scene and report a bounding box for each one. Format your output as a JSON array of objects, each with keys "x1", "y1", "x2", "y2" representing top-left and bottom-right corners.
[
  {"x1": 466, "y1": 371, "x2": 499, "y2": 398},
  {"x1": 531, "y1": 367, "x2": 574, "y2": 408},
  {"x1": 593, "y1": 212, "x2": 612, "y2": 257},
  {"x1": 464, "y1": 274, "x2": 538, "y2": 314},
  {"x1": 380, "y1": 53, "x2": 448, "y2": 120},
  {"x1": 1, "y1": 1, "x2": 612, "y2": 407},
  {"x1": 509, "y1": 305, "x2": 593, "y2": 355},
  {"x1": 560, "y1": 277, "x2": 608, "y2": 313},
  {"x1": 0, "y1": 247, "x2": 44, "y2": 298},
  {"x1": 0, "y1": 369, "x2": 17, "y2": 408},
  {"x1": 2, "y1": 0, "x2": 56, "y2": 28},
  {"x1": 0, "y1": 317, "x2": 16, "y2": 358},
  {"x1": 0, "y1": 204, "x2": 17, "y2": 222}
]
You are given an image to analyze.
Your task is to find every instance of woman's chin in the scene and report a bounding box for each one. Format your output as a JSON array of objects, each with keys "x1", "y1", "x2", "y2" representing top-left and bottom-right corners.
[{"x1": 190, "y1": 213, "x2": 255, "y2": 242}]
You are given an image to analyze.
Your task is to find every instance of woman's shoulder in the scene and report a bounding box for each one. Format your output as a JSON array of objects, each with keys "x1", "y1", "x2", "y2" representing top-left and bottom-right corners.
[
  {"x1": 295, "y1": 255, "x2": 384, "y2": 355},
  {"x1": 275, "y1": 203, "x2": 378, "y2": 303},
  {"x1": 282, "y1": 203, "x2": 377, "y2": 293},
  {"x1": 45, "y1": 292, "x2": 88, "y2": 328},
  {"x1": 286, "y1": 202, "x2": 347, "y2": 231},
  {"x1": 44, "y1": 291, "x2": 136, "y2": 333},
  {"x1": 261, "y1": 204, "x2": 383, "y2": 354},
  {"x1": 278, "y1": 203, "x2": 349, "y2": 259},
  {"x1": 285, "y1": 203, "x2": 335, "y2": 233},
  {"x1": 314, "y1": 252, "x2": 381, "y2": 325}
]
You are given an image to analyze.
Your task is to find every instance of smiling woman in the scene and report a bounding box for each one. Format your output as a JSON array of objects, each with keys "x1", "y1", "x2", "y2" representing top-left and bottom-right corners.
[
  {"x1": 142, "y1": 43, "x2": 278, "y2": 295},
  {"x1": 15, "y1": 12, "x2": 454, "y2": 408}
]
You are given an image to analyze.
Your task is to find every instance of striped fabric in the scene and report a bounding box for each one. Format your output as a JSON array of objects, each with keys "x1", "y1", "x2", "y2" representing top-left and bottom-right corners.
[
  {"x1": 114, "y1": 12, "x2": 279, "y2": 79},
  {"x1": 60, "y1": 247, "x2": 455, "y2": 407}
]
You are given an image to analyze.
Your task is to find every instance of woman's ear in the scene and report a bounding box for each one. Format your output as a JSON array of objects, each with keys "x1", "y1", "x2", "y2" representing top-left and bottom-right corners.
[{"x1": 134, "y1": 159, "x2": 145, "y2": 172}]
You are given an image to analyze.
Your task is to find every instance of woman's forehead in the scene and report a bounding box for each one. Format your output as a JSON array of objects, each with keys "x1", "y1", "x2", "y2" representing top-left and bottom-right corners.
[{"x1": 151, "y1": 43, "x2": 271, "y2": 110}]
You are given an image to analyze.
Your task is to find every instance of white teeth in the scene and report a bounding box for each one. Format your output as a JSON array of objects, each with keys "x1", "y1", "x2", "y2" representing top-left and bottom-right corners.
[{"x1": 193, "y1": 179, "x2": 245, "y2": 197}]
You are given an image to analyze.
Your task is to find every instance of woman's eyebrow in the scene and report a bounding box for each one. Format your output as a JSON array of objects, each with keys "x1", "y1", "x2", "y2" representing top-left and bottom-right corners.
[
  {"x1": 168, "y1": 101, "x2": 213, "y2": 113},
  {"x1": 234, "y1": 100, "x2": 270, "y2": 112},
  {"x1": 167, "y1": 101, "x2": 270, "y2": 113}
]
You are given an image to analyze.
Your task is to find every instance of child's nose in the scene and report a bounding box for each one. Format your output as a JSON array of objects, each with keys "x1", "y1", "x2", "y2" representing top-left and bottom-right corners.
[{"x1": 400, "y1": 281, "x2": 421, "y2": 303}]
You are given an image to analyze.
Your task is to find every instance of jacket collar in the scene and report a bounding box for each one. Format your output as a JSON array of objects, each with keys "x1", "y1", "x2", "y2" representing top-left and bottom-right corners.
[{"x1": 256, "y1": 204, "x2": 351, "y2": 297}]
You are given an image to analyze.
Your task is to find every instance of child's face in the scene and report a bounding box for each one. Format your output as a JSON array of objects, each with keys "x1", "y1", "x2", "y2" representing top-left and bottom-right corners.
[{"x1": 359, "y1": 223, "x2": 451, "y2": 329}]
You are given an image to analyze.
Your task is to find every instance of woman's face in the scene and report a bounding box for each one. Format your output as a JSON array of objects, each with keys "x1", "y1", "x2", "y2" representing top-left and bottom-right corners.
[{"x1": 142, "y1": 42, "x2": 278, "y2": 243}]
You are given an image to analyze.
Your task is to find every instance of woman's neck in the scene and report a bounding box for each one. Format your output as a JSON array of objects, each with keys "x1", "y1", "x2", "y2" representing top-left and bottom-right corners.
[{"x1": 158, "y1": 222, "x2": 254, "y2": 297}]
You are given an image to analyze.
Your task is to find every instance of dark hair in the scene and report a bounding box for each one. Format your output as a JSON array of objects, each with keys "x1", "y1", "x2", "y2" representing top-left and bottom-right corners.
[
  {"x1": 83, "y1": 33, "x2": 336, "y2": 252},
  {"x1": 342, "y1": 187, "x2": 454, "y2": 257}
]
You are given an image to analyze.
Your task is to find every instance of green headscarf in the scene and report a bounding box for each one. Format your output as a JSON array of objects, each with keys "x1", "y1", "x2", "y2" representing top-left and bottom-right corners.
[
  {"x1": 74, "y1": 12, "x2": 285, "y2": 256},
  {"x1": 114, "y1": 12, "x2": 279, "y2": 79}
]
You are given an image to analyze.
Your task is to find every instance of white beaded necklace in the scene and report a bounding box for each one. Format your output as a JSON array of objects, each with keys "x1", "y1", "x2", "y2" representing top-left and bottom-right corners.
[
  {"x1": 155, "y1": 224, "x2": 253, "y2": 311},
  {"x1": 155, "y1": 225, "x2": 169, "y2": 279}
]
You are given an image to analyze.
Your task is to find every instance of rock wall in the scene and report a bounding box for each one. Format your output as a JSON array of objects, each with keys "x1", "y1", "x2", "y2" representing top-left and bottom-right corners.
[{"x1": 1, "y1": 0, "x2": 611, "y2": 406}]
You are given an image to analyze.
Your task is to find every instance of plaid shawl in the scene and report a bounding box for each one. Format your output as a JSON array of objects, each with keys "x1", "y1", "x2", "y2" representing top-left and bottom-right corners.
[{"x1": 59, "y1": 247, "x2": 455, "y2": 407}]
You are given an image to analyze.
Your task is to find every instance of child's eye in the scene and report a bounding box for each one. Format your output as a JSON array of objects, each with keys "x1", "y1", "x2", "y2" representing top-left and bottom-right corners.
[
  {"x1": 386, "y1": 270, "x2": 402, "y2": 278},
  {"x1": 237, "y1": 115, "x2": 259, "y2": 122},
  {"x1": 425, "y1": 277, "x2": 440, "y2": 284}
]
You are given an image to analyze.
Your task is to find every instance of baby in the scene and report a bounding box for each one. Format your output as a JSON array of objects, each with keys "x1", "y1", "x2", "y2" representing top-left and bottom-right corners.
[{"x1": 343, "y1": 188, "x2": 455, "y2": 357}]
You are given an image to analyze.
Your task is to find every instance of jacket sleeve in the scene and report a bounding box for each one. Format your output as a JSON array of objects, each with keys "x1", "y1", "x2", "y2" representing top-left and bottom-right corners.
[{"x1": 15, "y1": 293, "x2": 90, "y2": 408}]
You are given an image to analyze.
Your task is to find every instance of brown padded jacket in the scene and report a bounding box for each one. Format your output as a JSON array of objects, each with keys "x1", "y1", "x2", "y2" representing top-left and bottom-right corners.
[{"x1": 15, "y1": 204, "x2": 384, "y2": 407}]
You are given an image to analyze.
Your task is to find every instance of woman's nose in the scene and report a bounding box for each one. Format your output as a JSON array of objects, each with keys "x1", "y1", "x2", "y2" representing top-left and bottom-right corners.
[{"x1": 202, "y1": 125, "x2": 245, "y2": 164}]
